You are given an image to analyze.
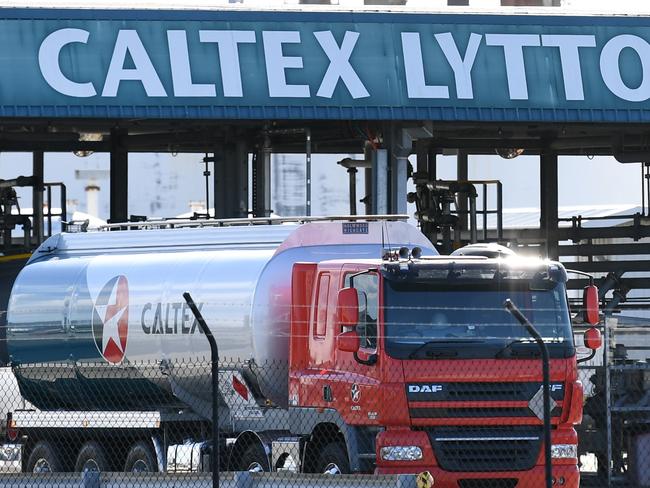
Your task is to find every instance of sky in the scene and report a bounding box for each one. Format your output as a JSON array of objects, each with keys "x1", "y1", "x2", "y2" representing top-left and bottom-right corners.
[
  {"x1": 563, "y1": 0, "x2": 650, "y2": 13},
  {"x1": 5, "y1": 0, "x2": 650, "y2": 11}
]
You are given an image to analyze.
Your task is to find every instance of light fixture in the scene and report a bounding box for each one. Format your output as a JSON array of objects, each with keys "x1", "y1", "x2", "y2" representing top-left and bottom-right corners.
[
  {"x1": 495, "y1": 148, "x2": 525, "y2": 159},
  {"x1": 73, "y1": 133, "x2": 103, "y2": 157}
]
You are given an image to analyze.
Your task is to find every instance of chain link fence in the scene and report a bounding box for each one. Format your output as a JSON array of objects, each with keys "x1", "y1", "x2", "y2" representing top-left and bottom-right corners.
[
  {"x1": 0, "y1": 356, "x2": 581, "y2": 488},
  {"x1": 578, "y1": 311, "x2": 650, "y2": 488},
  {"x1": 0, "y1": 309, "x2": 647, "y2": 487}
]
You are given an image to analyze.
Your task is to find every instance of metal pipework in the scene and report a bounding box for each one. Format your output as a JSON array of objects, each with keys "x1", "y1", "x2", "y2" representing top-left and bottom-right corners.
[{"x1": 338, "y1": 157, "x2": 373, "y2": 215}]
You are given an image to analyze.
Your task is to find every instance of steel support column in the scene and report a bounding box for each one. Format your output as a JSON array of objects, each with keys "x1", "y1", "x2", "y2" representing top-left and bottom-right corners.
[
  {"x1": 363, "y1": 143, "x2": 373, "y2": 215},
  {"x1": 253, "y1": 136, "x2": 272, "y2": 217},
  {"x1": 540, "y1": 150, "x2": 559, "y2": 260},
  {"x1": 109, "y1": 128, "x2": 128, "y2": 223},
  {"x1": 236, "y1": 141, "x2": 250, "y2": 218},
  {"x1": 372, "y1": 148, "x2": 389, "y2": 215},
  {"x1": 457, "y1": 150, "x2": 469, "y2": 230},
  {"x1": 390, "y1": 155, "x2": 408, "y2": 215},
  {"x1": 32, "y1": 151, "x2": 44, "y2": 245},
  {"x1": 214, "y1": 143, "x2": 248, "y2": 219},
  {"x1": 387, "y1": 126, "x2": 414, "y2": 215}
]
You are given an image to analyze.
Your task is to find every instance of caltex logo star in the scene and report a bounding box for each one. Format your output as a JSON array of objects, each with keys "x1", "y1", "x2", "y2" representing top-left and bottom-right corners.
[{"x1": 92, "y1": 276, "x2": 129, "y2": 364}]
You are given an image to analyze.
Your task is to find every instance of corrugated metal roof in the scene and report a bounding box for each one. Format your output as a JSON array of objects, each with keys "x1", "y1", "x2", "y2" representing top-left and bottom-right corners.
[{"x1": 483, "y1": 204, "x2": 642, "y2": 229}]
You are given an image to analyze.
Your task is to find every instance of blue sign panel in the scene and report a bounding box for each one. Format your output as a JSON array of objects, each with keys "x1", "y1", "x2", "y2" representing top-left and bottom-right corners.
[{"x1": 0, "y1": 9, "x2": 649, "y2": 122}]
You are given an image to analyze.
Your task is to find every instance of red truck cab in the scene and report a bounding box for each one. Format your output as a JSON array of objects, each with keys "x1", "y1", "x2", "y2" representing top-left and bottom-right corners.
[{"x1": 289, "y1": 251, "x2": 599, "y2": 488}]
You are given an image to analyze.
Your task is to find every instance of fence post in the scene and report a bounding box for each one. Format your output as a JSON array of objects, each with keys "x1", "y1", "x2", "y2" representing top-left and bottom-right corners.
[
  {"x1": 505, "y1": 299, "x2": 552, "y2": 488},
  {"x1": 184, "y1": 292, "x2": 219, "y2": 488}
]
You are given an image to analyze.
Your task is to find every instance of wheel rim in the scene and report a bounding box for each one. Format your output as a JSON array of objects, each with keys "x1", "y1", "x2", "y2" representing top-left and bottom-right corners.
[
  {"x1": 247, "y1": 462, "x2": 264, "y2": 473},
  {"x1": 82, "y1": 459, "x2": 100, "y2": 473},
  {"x1": 33, "y1": 458, "x2": 52, "y2": 473},
  {"x1": 131, "y1": 459, "x2": 150, "y2": 473},
  {"x1": 323, "y1": 462, "x2": 342, "y2": 475}
]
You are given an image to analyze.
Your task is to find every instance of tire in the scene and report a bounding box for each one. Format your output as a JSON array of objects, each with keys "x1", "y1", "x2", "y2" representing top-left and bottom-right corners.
[
  {"x1": 74, "y1": 441, "x2": 109, "y2": 473},
  {"x1": 26, "y1": 441, "x2": 63, "y2": 473},
  {"x1": 124, "y1": 441, "x2": 157, "y2": 472},
  {"x1": 237, "y1": 443, "x2": 269, "y2": 472},
  {"x1": 315, "y1": 442, "x2": 350, "y2": 474}
]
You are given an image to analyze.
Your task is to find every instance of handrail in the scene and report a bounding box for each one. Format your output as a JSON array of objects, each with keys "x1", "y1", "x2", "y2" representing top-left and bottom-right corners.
[{"x1": 93, "y1": 214, "x2": 410, "y2": 232}]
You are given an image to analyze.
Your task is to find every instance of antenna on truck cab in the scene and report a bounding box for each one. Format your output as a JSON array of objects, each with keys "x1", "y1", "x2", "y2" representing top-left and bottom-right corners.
[{"x1": 382, "y1": 221, "x2": 393, "y2": 260}]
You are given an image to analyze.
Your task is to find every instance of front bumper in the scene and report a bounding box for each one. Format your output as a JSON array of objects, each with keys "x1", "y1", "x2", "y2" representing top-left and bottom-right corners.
[
  {"x1": 376, "y1": 464, "x2": 579, "y2": 488},
  {"x1": 374, "y1": 427, "x2": 579, "y2": 487},
  {"x1": 0, "y1": 444, "x2": 22, "y2": 473}
]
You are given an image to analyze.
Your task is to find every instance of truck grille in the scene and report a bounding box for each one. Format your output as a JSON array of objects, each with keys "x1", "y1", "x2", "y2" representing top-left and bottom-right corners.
[
  {"x1": 410, "y1": 407, "x2": 540, "y2": 418},
  {"x1": 406, "y1": 382, "x2": 564, "y2": 402},
  {"x1": 428, "y1": 427, "x2": 541, "y2": 472},
  {"x1": 407, "y1": 382, "x2": 563, "y2": 420}
]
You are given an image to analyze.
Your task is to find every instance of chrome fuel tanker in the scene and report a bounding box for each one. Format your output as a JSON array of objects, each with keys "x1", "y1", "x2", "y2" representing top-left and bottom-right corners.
[
  {"x1": 1, "y1": 216, "x2": 600, "y2": 479},
  {"x1": 6, "y1": 217, "x2": 434, "y2": 417}
]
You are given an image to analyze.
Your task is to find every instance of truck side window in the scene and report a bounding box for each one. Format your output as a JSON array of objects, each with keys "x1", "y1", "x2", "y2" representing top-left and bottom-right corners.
[
  {"x1": 314, "y1": 273, "x2": 330, "y2": 339},
  {"x1": 345, "y1": 273, "x2": 378, "y2": 349}
]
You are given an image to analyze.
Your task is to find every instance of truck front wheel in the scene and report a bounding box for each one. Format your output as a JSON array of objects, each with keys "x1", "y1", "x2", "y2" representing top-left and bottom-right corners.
[
  {"x1": 27, "y1": 441, "x2": 63, "y2": 473},
  {"x1": 124, "y1": 441, "x2": 157, "y2": 472},
  {"x1": 74, "y1": 441, "x2": 109, "y2": 473},
  {"x1": 315, "y1": 442, "x2": 350, "y2": 474}
]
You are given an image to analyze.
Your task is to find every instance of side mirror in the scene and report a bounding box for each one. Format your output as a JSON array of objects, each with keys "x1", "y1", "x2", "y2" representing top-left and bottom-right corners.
[
  {"x1": 337, "y1": 287, "x2": 359, "y2": 327},
  {"x1": 582, "y1": 285, "x2": 600, "y2": 325},
  {"x1": 337, "y1": 330, "x2": 360, "y2": 353},
  {"x1": 584, "y1": 327, "x2": 602, "y2": 351}
]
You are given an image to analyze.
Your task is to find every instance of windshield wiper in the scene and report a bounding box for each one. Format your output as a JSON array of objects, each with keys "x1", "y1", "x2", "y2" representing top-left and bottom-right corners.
[
  {"x1": 408, "y1": 339, "x2": 480, "y2": 359},
  {"x1": 494, "y1": 339, "x2": 542, "y2": 359}
]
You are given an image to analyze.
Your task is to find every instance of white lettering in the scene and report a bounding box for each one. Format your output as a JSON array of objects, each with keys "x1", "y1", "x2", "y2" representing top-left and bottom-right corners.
[
  {"x1": 262, "y1": 31, "x2": 310, "y2": 98},
  {"x1": 401, "y1": 32, "x2": 449, "y2": 99},
  {"x1": 485, "y1": 33, "x2": 540, "y2": 100},
  {"x1": 102, "y1": 30, "x2": 166, "y2": 97},
  {"x1": 168, "y1": 30, "x2": 215, "y2": 97},
  {"x1": 541, "y1": 34, "x2": 596, "y2": 101},
  {"x1": 39, "y1": 28, "x2": 96, "y2": 97},
  {"x1": 600, "y1": 34, "x2": 650, "y2": 102},
  {"x1": 435, "y1": 32, "x2": 481, "y2": 100},
  {"x1": 199, "y1": 30, "x2": 256, "y2": 97},
  {"x1": 314, "y1": 30, "x2": 369, "y2": 99}
]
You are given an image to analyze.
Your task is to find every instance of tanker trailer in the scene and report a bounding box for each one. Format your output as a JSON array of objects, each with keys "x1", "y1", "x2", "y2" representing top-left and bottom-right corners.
[{"x1": 2, "y1": 216, "x2": 435, "y2": 474}]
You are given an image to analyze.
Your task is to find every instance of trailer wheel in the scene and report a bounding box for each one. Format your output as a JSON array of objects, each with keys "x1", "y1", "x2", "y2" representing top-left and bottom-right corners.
[
  {"x1": 238, "y1": 443, "x2": 270, "y2": 472},
  {"x1": 27, "y1": 441, "x2": 63, "y2": 473},
  {"x1": 315, "y1": 442, "x2": 350, "y2": 474},
  {"x1": 74, "y1": 441, "x2": 109, "y2": 473},
  {"x1": 124, "y1": 441, "x2": 157, "y2": 472}
]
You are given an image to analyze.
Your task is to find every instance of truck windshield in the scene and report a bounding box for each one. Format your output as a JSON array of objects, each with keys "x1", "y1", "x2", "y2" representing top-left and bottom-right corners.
[{"x1": 383, "y1": 279, "x2": 574, "y2": 360}]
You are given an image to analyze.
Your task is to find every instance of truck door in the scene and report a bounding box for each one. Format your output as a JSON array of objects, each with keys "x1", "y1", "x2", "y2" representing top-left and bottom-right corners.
[
  {"x1": 334, "y1": 267, "x2": 382, "y2": 424},
  {"x1": 300, "y1": 266, "x2": 381, "y2": 424}
]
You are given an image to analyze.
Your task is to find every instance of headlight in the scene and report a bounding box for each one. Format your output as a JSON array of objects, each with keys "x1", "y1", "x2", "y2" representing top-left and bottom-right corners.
[
  {"x1": 380, "y1": 446, "x2": 423, "y2": 461},
  {"x1": 551, "y1": 444, "x2": 577, "y2": 459}
]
